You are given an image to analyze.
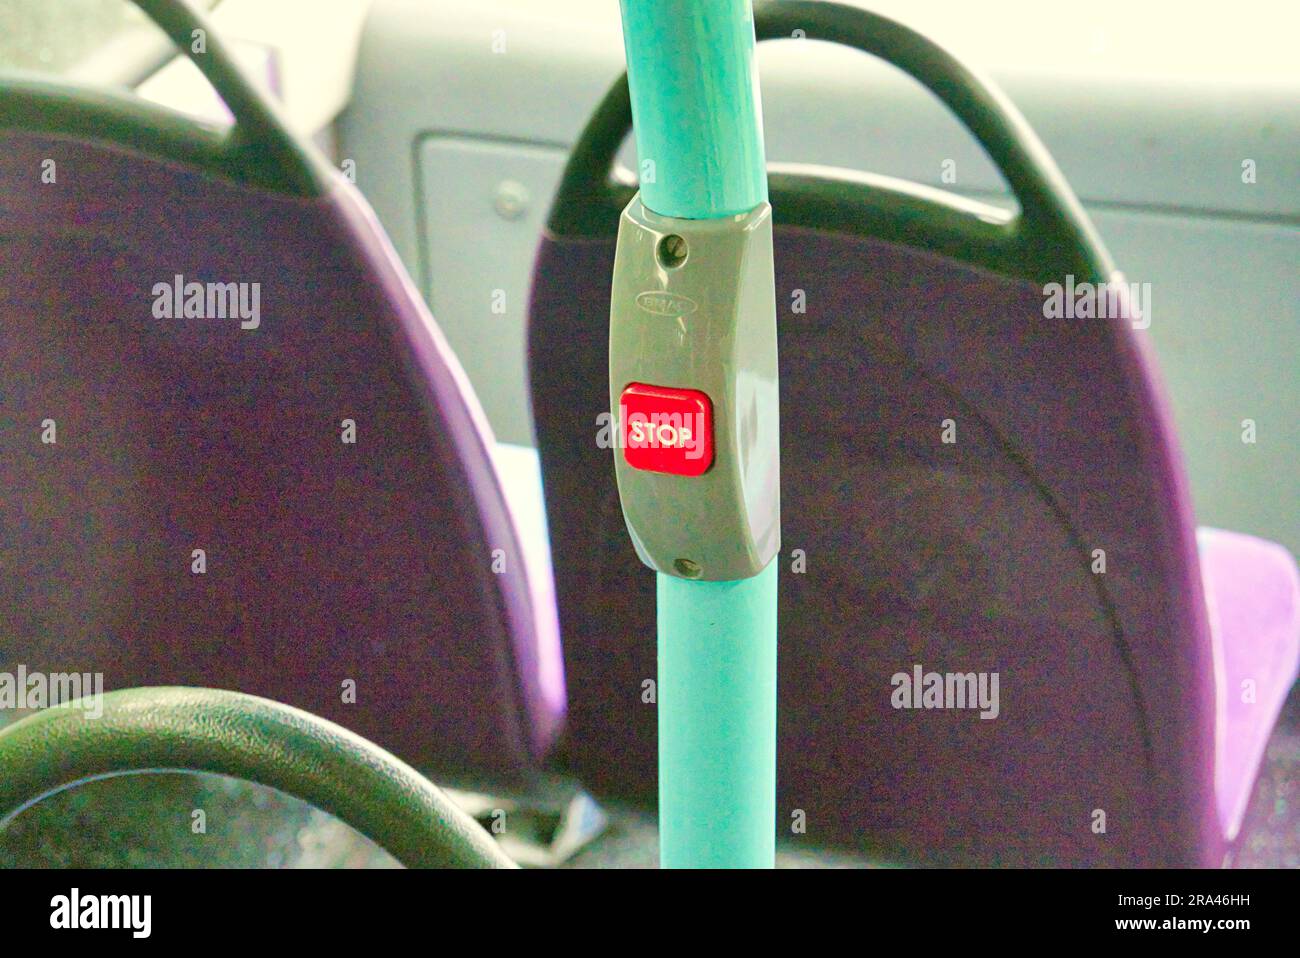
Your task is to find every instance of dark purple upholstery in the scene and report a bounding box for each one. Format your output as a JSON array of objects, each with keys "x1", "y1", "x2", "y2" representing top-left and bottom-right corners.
[
  {"x1": 0, "y1": 130, "x2": 563, "y2": 785},
  {"x1": 529, "y1": 222, "x2": 1298, "y2": 866}
]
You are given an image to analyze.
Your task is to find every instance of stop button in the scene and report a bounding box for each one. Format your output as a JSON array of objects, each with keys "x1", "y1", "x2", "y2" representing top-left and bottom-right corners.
[{"x1": 619, "y1": 382, "x2": 714, "y2": 476}]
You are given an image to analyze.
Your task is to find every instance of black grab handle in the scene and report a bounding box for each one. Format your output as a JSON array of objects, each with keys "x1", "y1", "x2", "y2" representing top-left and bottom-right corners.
[
  {"x1": 125, "y1": 0, "x2": 327, "y2": 195},
  {"x1": 550, "y1": 0, "x2": 1109, "y2": 277}
]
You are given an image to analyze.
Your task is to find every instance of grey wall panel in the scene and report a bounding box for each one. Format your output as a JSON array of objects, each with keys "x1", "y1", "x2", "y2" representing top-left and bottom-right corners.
[
  {"x1": 1091, "y1": 208, "x2": 1300, "y2": 554},
  {"x1": 417, "y1": 135, "x2": 568, "y2": 445}
]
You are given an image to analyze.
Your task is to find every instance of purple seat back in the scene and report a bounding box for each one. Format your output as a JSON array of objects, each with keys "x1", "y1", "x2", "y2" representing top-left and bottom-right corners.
[
  {"x1": 531, "y1": 224, "x2": 1220, "y2": 865},
  {"x1": 528, "y1": 1, "x2": 1234, "y2": 865},
  {"x1": 0, "y1": 128, "x2": 562, "y2": 786}
]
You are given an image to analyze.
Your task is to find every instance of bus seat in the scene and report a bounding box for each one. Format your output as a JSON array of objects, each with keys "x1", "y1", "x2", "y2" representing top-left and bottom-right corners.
[
  {"x1": 527, "y1": 0, "x2": 1300, "y2": 865},
  {"x1": 0, "y1": 119, "x2": 562, "y2": 787}
]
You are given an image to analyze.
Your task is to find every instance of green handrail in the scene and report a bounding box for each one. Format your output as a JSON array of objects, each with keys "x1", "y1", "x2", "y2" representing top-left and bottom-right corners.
[{"x1": 618, "y1": 0, "x2": 778, "y2": 869}]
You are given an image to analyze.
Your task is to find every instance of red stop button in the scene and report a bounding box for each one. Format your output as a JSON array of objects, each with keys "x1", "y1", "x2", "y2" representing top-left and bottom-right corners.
[{"x1": 620, "y1": 382, "x2": 714, "y2": 476}]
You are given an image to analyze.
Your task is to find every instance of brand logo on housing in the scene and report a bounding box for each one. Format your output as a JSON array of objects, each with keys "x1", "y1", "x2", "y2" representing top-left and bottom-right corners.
[
  {"x1": 0, "y1": 666, "x2": 103, "y2": 719},
  {"x1": 152, "y1": 273, "x2": 260, "y2": 329},
  {"x1": 50, "y1": 889, "x2": 151, "y2": 939},
  {"x1": 891, "y1": 664, "x2": 1000, "y2": 720},
  {"x1": 636, "y1": 290, "x2": 697, "y2": 317}
]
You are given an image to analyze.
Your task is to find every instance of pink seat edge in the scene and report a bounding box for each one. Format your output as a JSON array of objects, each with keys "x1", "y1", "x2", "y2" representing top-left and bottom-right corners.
[{"x1": 1198, "y1": 526, "x2": 1300, "y2": 843}]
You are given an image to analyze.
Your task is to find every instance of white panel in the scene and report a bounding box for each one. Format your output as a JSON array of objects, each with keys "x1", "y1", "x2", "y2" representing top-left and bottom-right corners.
[{"x1": 418, "y1": 135, "x2": 568, "y2": 445}]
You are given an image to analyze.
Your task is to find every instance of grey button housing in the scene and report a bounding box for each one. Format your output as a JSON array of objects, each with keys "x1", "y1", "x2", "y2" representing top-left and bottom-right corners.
[{"x1": 609, "y1": 195, "x2": 780, "y2": 581}]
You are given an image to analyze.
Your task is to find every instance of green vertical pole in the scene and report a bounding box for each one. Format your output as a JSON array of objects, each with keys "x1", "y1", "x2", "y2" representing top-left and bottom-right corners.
[
  {"x1": 657, "y1": 562, "x2": 778, "y2": 868},
  {"x1": 617, "y1": 0, "x2": 777, "y2": 869},
  {"x1": 618, "y1": 0, "x2": 768, "y2": 219}
]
